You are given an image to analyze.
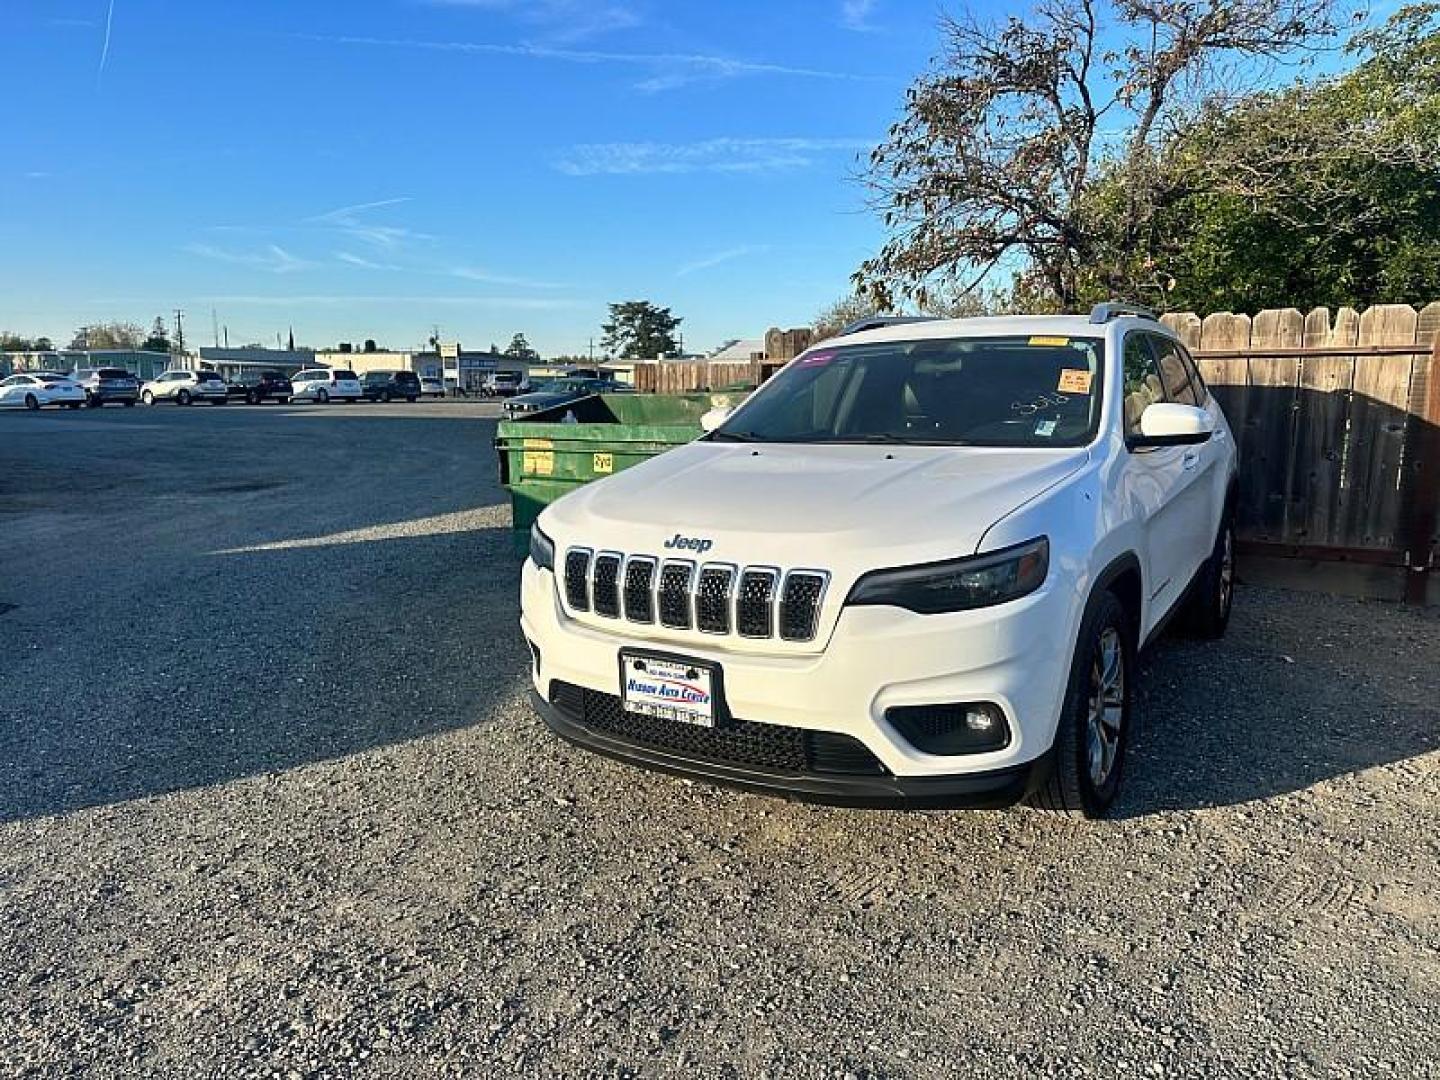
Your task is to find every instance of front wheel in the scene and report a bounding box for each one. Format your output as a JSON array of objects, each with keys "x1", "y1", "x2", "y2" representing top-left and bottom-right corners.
[
  {"x1": 177, "y1": 389, "x2": 192, "y2": 405},
  {"x1": 1182, "y1": 517, "x2": 1235, "y2": 639},
  {"x1": 24, "y1": 393, "x2": 39, "y2": 410},
  {"x1": 142, "y1": 391, "x2": 155, "y2": 405},
  {"x1": 317, "y1": 389, "x2": 329, "y2": 404},
  {"x1": 1028, "y1": 590, "x2": 1134, "y2": 818}
]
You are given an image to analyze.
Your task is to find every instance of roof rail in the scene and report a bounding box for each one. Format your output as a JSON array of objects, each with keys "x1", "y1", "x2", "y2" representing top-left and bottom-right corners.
[
  {"x1": 1088, "y1": 302, "x2": 1157, "y2": 325},
  {"x1": 835, "y1": 315, "x2": 941, "y2": 337}
]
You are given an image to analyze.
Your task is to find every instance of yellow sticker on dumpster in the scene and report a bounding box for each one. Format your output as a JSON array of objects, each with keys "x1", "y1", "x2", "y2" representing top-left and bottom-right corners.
[
  {"x1": 1057, "y1": 368, "x2": 1093, "y2": 393},
  {"x1": 593, "y1": 452, "x2": 614, "y2": 474},
  {"x1": 523, "y1": 450, "x2": 554, "y2": 476},
  {"x1": 522, "y1": 438, "x2": 554, "y2": 450},
  {"x1": 1029, "y1": 335, "x2": 1071, "y2": 347}
]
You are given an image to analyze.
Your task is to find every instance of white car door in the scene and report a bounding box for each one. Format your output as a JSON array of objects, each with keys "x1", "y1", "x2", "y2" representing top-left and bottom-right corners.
[
  {"x1": 1151, "y1": 334, "x2": 1227, "y2": 570},
  {"x1": 1117, "y1": 331, "x2": 1199, "y2": 632},
  {"x1": 0, "y1": 376, "x2": 27, "y2": 406}
]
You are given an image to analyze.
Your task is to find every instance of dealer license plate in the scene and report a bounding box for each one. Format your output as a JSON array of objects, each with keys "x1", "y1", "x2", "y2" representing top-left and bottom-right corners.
[{"x1": 620, "y1": 653, "x2": 717, "y2": 728}]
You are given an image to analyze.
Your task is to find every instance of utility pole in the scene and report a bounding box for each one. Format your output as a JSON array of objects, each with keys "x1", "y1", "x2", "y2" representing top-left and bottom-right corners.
[
  {"x1": 223, "y1": 325, "x2": 229, "y2": 349},
  {"x1": 173, "y1": 309, "x2": 185, "y2": 361},
  {"x1": 588, "y1": 337, "x2": 595, "y2": 362},
  {"x1": 212, "y1": 308, "x2": 219, "y2": 348}
]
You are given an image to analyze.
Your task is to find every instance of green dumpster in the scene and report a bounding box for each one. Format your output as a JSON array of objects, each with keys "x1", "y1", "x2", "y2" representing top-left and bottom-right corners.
[{"x1": 496, "y1": 392, "x2": 743, "y2": 553}]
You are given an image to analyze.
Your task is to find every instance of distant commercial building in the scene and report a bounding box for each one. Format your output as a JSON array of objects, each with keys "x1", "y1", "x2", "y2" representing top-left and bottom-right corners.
[
  {"x1": 1, "y1": 348, "x2": 171, "y2": 381},
  {"x1": 190, "y1": 346, "x2": 315, "y2": 379}
]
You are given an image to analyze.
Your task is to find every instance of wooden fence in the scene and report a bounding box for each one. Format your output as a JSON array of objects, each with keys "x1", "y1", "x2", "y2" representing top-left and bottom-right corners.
[
  {"x1": 632, "y1": 360, "x2": 774, "y2": 395},
  {"x1": 1163, "y1": 302, "x2": 1440, "y2": 604}
]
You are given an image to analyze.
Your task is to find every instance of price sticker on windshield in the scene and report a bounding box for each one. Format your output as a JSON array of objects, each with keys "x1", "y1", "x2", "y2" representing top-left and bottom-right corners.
[{"x1": 1057, "y1": 368, "x2": 1093, "y2": 394}]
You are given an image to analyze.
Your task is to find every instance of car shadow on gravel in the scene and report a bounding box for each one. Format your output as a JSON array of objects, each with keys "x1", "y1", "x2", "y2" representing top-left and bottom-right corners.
[
  {"x1": 0, "y1": 516, "x2": 529, "y2": 825},
  {"x1": 1113, "y1": 586, "x2": 1440, "y2": 817}
]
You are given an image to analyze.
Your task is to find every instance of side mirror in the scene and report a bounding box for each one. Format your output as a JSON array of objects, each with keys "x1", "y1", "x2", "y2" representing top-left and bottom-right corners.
[
  {"x1": 700, "y1": 406, "x2": 733, "y2": 433},
  {"x1": 1131, "y1": 402, "x2": 1214, "y2": 448}
]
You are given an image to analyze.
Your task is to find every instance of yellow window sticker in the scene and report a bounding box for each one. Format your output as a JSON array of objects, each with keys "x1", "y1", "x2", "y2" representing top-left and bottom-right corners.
[
  {"x1": 592, "y1": 452, "x2": 614, "y2": 475},
  {"x1": 1029, "y1": 335, "x2": 1071, "y2": 347},
  {"x1": 1057, "y1": 368, "x2": 1093, "y2": 394}
]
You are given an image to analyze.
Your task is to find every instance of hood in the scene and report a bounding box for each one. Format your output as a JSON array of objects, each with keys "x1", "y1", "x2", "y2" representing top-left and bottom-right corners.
[{"x1": 543, "y1": 441, "x2": 1088, "y2": 570}]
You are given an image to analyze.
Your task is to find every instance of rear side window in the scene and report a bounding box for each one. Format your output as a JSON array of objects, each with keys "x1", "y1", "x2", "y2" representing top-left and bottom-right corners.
[
  {"x1": 1149, "y1": 335, "x2": 1202, "y2": 408},
  {"x1": 197, "y1": 371, "x2": 223, "y2": 382},
  {"x1": 334, "y1": 370, "x2": 357, "y2": 380}
]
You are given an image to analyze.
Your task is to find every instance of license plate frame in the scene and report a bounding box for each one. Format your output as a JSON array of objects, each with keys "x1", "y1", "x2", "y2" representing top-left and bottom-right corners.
[{"x1": 618, "y1": 649, "x2": 728, "y2": 729}]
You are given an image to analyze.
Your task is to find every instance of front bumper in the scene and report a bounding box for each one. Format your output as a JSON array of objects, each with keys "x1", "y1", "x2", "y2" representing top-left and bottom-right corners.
[
  {"x1": 533, "y1": 688, "x2": 1045, "y2": 809},
  {"x1": 521, "y1": 559, "x2": 1078, "y2": 806}
]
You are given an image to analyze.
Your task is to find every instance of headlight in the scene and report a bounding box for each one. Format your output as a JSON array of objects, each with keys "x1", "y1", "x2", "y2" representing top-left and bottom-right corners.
[
  {"x1": 529, "y1": 522, "x2": 556, "y2": 572},
  {"x1": 846, "y1": 537, "x2": 1049, "y2": 614}
]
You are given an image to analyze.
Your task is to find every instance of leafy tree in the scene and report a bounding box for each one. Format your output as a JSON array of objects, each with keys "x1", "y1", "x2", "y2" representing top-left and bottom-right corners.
[
  {"x1": 600, "y1": 301, "x2": 682, "y2": 360},
  {"x1": 858, "y1": 0, "x2": 1349, "y2": 311},
  {"x1": 1, "y1": 332, "x2": 39, "y2": 351},
  {"x1": 503, "y1": 333, "x2": 540, "y2": 362},
  {"x1": 34, "y1": 336, "x2": 53, "y2": 351},
  {"x1": 142, "y1": 316, "x2": 170, "y2": 353},
  {"x1": 69, "y1": 322, "x2": 145, "y2": 350},
  {"x1": 1085, "y1": 4, "x2": 1440, "y2": 311}
]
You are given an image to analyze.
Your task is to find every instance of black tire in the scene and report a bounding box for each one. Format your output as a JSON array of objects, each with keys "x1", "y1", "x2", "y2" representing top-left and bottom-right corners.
[
  {"x1": 277, "y1": 397, "x2": 289, "y2": 405},
  {"x1": 247, "y1": 390, "x2": 260, "y2": 405},
  {"x1": 1182, "y1": 516, "x2": 1235, "y2": 639},
  {"x1": 317, "y1": 388, "x2": 329, "y2": 403},
  {"x1": 177, "y1": 389, "x2": 192, "y2": 406},
  {"x1": 1027, "y1": 590, "x2": 1135, "y2": 818},
  {"x1": 24, "y1": 393, "x2": 39, "y2": 410},
  {"x1": 86, "y1": 392, "x2": 99, "y2": 408},
  {"x1": 67, "y1": 402, "x2": 82, "y2": 409},
  {"x1": 381, "y1": 390, "x2": 392, "y2": 403},
  {"x1": 406, "y1": 396, "x2": 417, "y2": 403},
  {"x1": 142, "y1": 391, "x2": 155, "y2": 406}
]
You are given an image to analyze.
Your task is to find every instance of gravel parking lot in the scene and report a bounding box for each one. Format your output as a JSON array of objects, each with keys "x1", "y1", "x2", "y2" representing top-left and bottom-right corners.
[{"x1": 1, "y1": 401, "x2": 1437, "y2": 1079}]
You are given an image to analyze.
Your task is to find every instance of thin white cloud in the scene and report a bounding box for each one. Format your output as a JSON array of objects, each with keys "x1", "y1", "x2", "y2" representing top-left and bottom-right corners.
[
  {"x1": 335, "y1": 252, "x2": 404, "y2": 271},
  {"x1": 422, "y1": 0, "x2": 643, "y2": 43},
  {"x1": 450, "y1": 266, "x2": 566, "y2": 289},
  {"x1": 97, "y1": 0, "x2": 116, "y2": 80},
  {"x1": 198, "y1": 294, "x2": 587, "y2": 310},
  {"x1": 185, "y1": 244, "x2": 316, "y2": 274},
  {"x1": 555, "y1": 137, "x2": 872, "y2": 176},
  {"x1": 299, "y1": 34, "x2": 875, "y2": 92},
  {"x1": 676, "y1": 245, "x2": 768, "y2": 277},
  {"x1": 306, "y1": 197, "x2": 413, "y2": 223},
  {"x1": 840, "y1": 0, "x2": 878, "y2": 32}
]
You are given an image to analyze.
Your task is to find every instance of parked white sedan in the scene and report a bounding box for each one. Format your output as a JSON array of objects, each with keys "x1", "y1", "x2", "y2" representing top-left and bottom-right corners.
[{"x1": 0, "y1": 372, "x2": 86, "y2": 410}]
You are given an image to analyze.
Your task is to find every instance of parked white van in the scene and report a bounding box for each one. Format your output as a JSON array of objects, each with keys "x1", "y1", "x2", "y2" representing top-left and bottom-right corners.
[{"x1": 291, "y1": 368, "x2": 362, "y2": 403}]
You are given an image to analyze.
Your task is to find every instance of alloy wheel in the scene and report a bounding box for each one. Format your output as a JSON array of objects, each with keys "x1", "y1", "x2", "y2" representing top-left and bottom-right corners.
[{"x1": 1086, "y1": 627, "x2": 1125, "y2": 788}]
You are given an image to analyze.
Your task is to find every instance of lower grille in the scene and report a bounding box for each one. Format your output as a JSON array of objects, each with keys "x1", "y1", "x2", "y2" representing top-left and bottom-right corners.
[{"x1": 549, "y1": 682, "x2": 887, "y2": 777}]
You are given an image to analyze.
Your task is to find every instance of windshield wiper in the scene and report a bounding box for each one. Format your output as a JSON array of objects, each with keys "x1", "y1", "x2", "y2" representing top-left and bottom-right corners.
[
  {"x1": 707, "y1": 430, "x2": 765, "y2": 442},
  {"x1": 813, "y1": 433, "x2": 918, "y2": 445}
]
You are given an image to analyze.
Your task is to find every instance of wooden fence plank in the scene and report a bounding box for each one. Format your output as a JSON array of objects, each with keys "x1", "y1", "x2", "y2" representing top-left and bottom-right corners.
[
  {"x1": 1417, "y1": 301, "x2": 1440, "y2": 346},
  {"x1": 1292, "y1": 311, "x2": 1356, "y2": 546},
  {"x1": 1302, "y1": 307, "x2": 1331, "y2": 348},
  {"x1": 1340, "y1": 305, "x2": 1419, "y2": 549},
  {"x1": 1243, "y1": 310, "x2": 1303, "y2": 540},
  {"x1": 1161, "y1": 312, "x2": 1202, "y2": 349}
]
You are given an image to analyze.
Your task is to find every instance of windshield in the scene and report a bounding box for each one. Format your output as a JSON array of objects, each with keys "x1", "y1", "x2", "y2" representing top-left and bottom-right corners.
[
  {"x1": 197, "y1": 371, "x2": 223, "y2": 382},
  {"x1": 712, "y1": 335, "x2": 1104, "y2": 448}
]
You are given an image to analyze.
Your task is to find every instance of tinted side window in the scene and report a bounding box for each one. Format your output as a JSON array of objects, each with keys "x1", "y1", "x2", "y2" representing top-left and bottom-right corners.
[
  {"x1": 1177, "y1": 344, "x2": 1208, "y2": 404},
  {"x1": 1150, "y1": 335, "x2": 1202, "y2": 408},
  {"x1": 1122, "y1": 334, "x2": 1166, "y2": 437}
]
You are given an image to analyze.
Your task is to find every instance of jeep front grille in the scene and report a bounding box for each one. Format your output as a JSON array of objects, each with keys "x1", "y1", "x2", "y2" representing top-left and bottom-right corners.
[{"x1": 563, "y1": 548, "x2": 828, "y2": 642}]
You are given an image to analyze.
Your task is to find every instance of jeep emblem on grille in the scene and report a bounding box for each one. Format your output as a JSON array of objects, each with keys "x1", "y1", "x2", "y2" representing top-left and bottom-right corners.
[{"x1": 664, "y1": 533, "x2": 713, "y2": 554}]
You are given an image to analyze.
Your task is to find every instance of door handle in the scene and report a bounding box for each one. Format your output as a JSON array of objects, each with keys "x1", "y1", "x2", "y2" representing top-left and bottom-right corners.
[{"x1": 1183, "y1": 450, "x2": 1199, "y2": 470}]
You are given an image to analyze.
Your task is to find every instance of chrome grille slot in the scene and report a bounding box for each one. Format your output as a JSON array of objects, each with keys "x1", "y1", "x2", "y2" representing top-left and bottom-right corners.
[
  {"x1": 622, "y1": 557, "x2": 657, "y2": 623},
  {"x1": 695, "y1": 565, "x2": 736, "y2": 634},
  {"x1": 779, "y1": 572, "x2": 828, "y2": 642},
  {"x1": 564, "y1": 548, "x2": 592, "y2": 612},
  {"x1": 736, "y1": 568, "x2": 779, "y2": 638},
  {"x1": 658, "y1": 561, "x2": 695, "y2": 629},
  {"x1": 592, "y1": 552, "x2": 622, "y2": 617},
  {"x1": 559, "y1": 546, "x2": 826, "y2": 643}
]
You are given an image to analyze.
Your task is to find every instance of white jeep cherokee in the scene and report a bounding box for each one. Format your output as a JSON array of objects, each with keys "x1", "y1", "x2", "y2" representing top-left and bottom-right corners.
[{"x1": 520, "y1": 305, "x2": 1237, "y2": 817}]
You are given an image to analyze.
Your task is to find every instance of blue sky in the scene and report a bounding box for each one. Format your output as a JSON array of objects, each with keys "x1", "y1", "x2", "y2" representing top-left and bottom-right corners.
[{"x1": 1, "y1": 0, "x2": 942, "y2": 356}]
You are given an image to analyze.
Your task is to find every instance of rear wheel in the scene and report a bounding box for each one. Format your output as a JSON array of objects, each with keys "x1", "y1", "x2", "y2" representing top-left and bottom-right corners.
[
  {"x1": 1027, "y1": 590, "x2": 1134, "y2": 818},
  {"x1": 177, "y1": 389, "x2": 192, "y2": 406},
  {"x1": 1182, "y1": 516, "x2": 1235, "y2": 639},
  {"x1": 142, "y1": 390, "x2": 155, "y2": 405},
  {"x1": 24, "y1": 393, "x2": 39, "y2": 410},
  {"x1": 317, "y1": 388, "x2": 329, "y2": 403},
  {"x1": 381, "y1": 390, "x2": 392, "y2": 403}
]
